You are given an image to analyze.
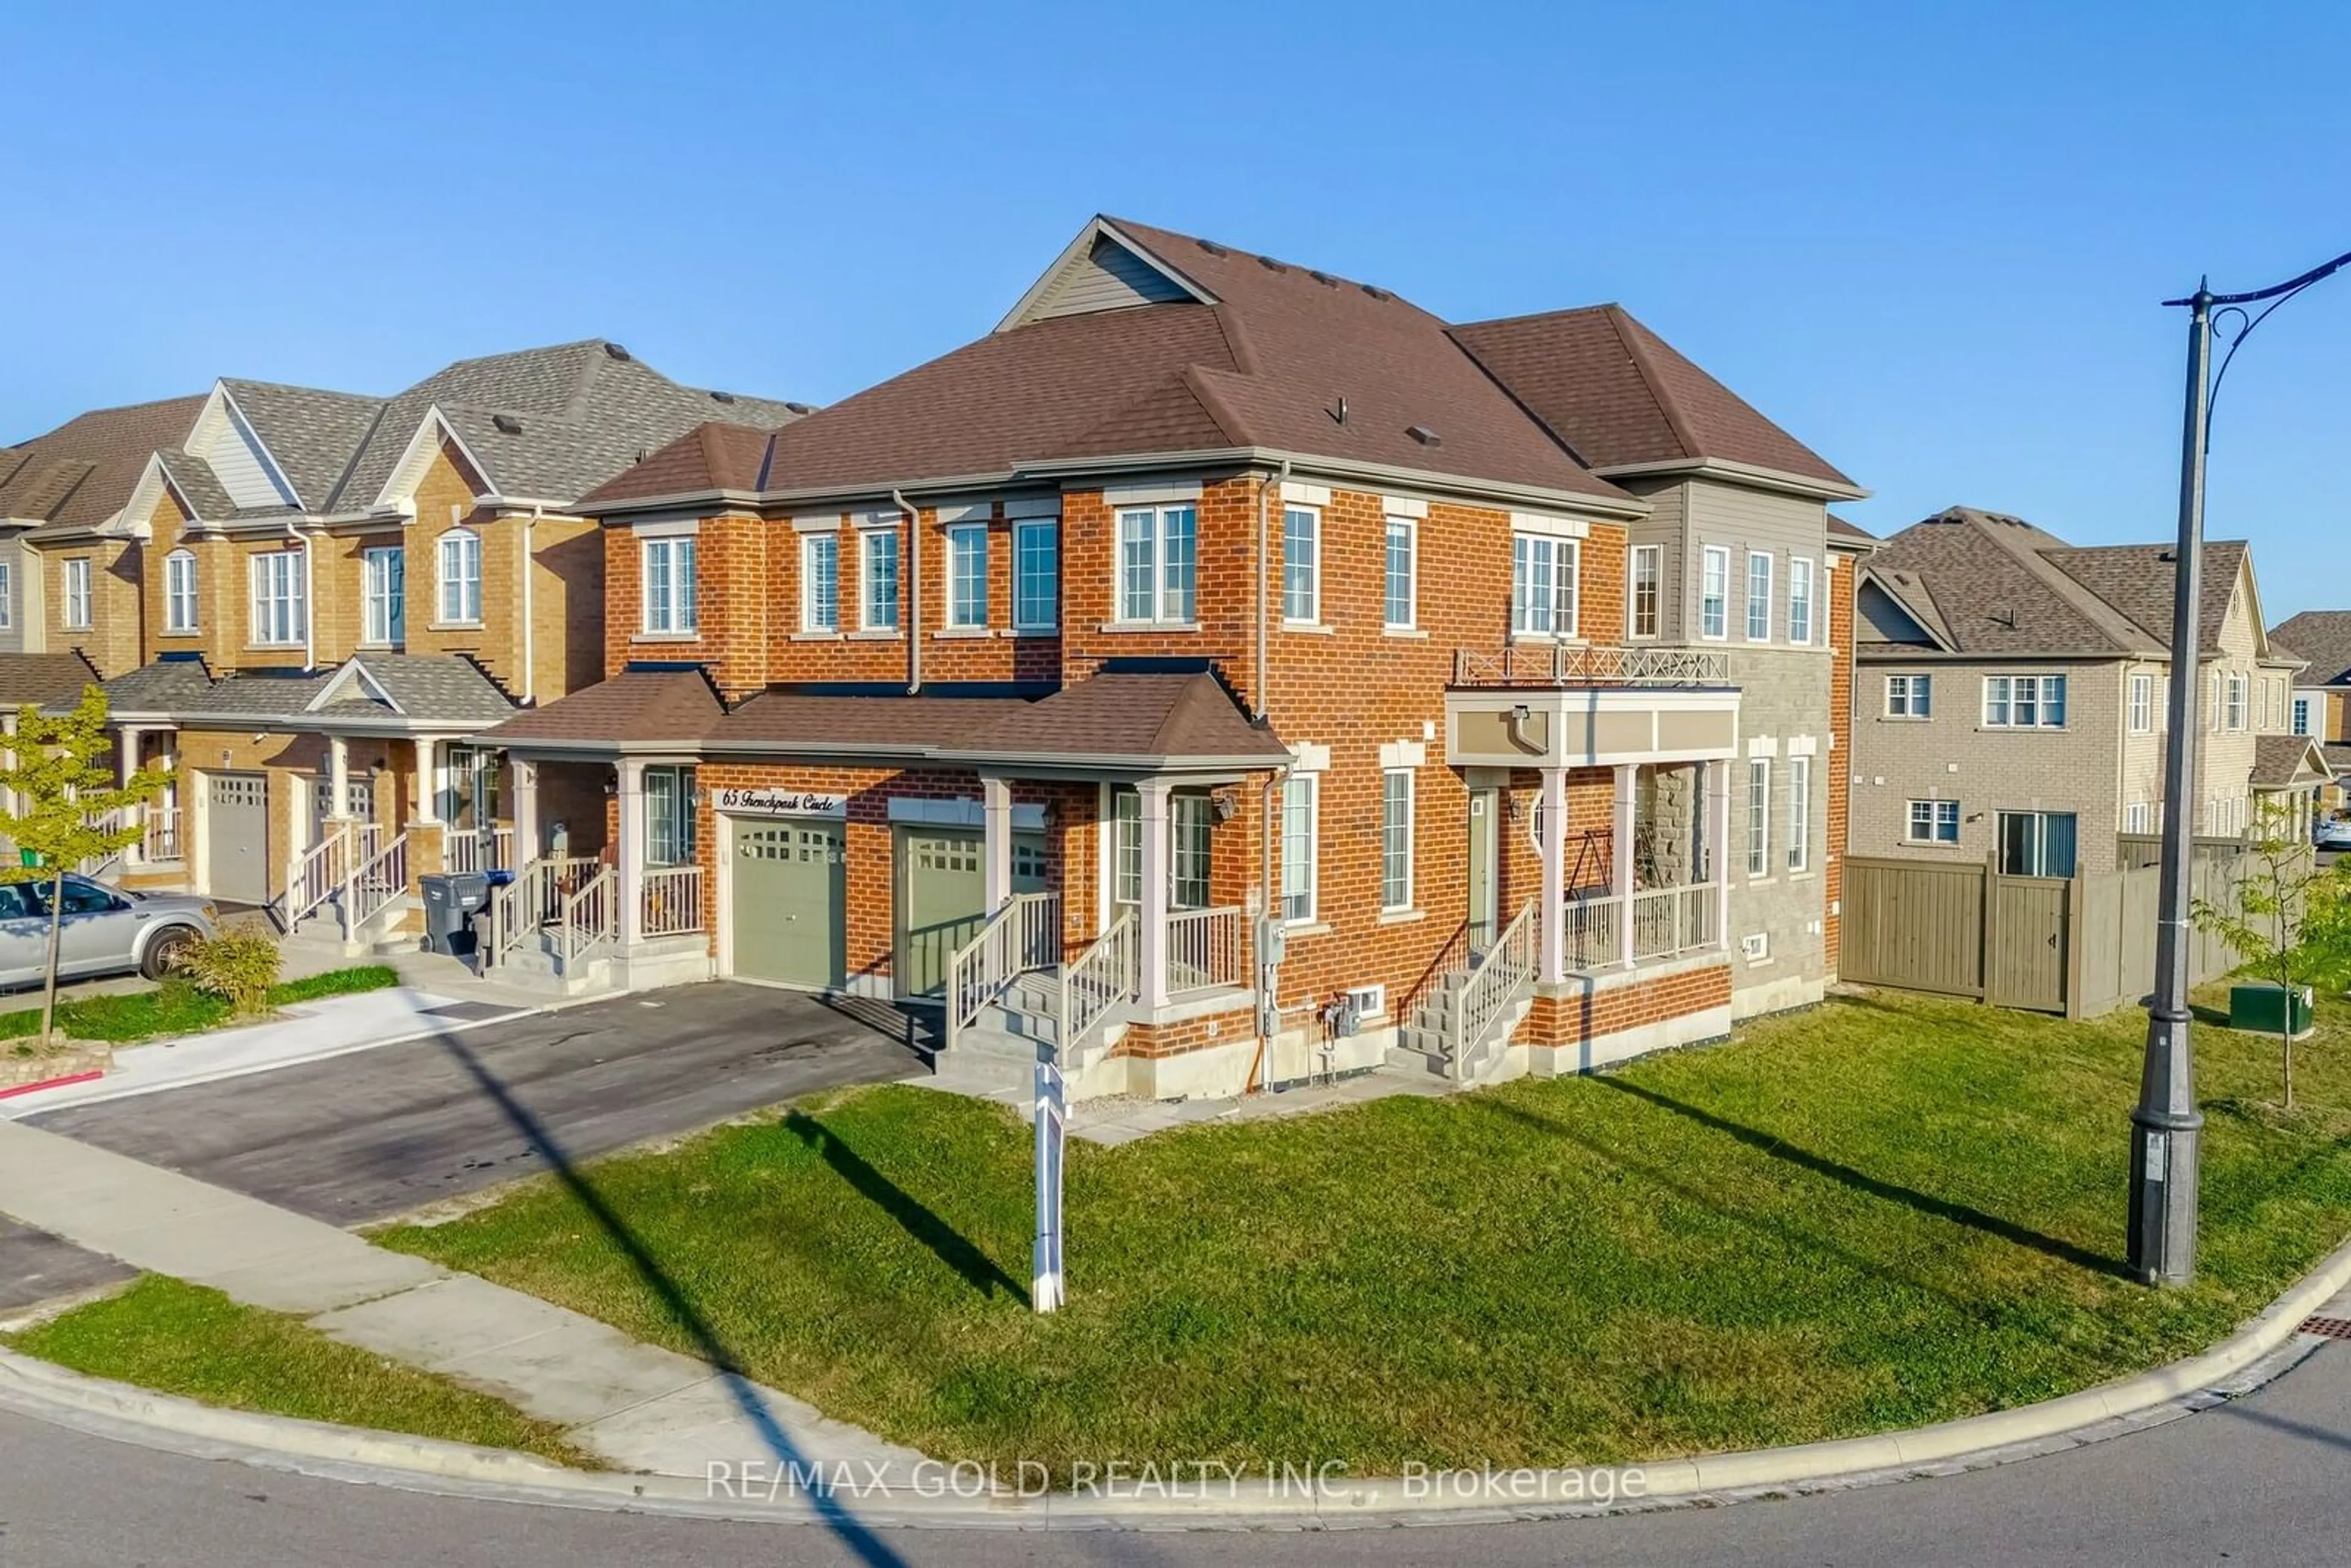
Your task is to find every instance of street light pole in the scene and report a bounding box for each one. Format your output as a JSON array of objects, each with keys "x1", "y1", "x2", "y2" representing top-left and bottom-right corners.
[{"x1": 2134, "y1": 249, "x2": 2351, "y2": 1285}]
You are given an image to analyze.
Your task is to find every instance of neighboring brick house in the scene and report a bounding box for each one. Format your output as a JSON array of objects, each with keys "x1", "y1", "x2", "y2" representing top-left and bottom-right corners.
[
  {"x1": 2271, "y1": 610, "x2": 2351, "y2": 814},
  {"x1": 482, "y1": 216, "x2": 1865, "y2": 1096},
  {"x1": 1853, "y1": 506, "x2": 2323, "y2": 877},
  {"x1": 10, "y1": 345, "x2": 803, "y2": 920}
]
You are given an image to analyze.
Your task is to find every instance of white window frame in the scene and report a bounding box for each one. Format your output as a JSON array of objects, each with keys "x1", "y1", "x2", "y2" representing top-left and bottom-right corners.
[
  {"x1": 248, "y1": 550, "x2": 307, "y2": 647},
  {"x1": 1280, "y1": 773, "x2": 1318, "y2": 924},
  {"x1": 861, "y1": 528, "x2": 901, "y2": 632},
  {"x1": 801, "y1": 532, "x2": 839, "y2": 633},
  {"x1": 1013, "y1": 518, "x2": 1059, "y2": 632},
  {"x1": 1982, "y1": 674, "x2": 2067, "y2": 729},
  {"x1": 1383, "y1": 516, "x2": 1417, "y2": 631},
  {"x1": 1787, "y1": 557, "x2": 1815, "y2": 645},
  {"x1": 1907, "y1": 798, "x2": 1960, "y2": 844},
  {"x1": 1886, "y1": 673, "x2": 1932, "y2": 718},
  {"x1": 2293, "y1": 695, "x2": 2313, "y2": 737},
  {"x1": 945, "y1": 523, "x2": 987, "y2": 629},
  {"x1": 1746, "y1": 759, "x2": 1771, "y2": 879},
  {"x1": 1786, "y1": 756, "x2": 1812, "y2": 873},
  {"x1": 2129, "y1": 672, "x2": 2153, "y2": 734},
  {"x1": 1510, "y1": 533, "x2": 1580, "y2": 639},
  {"x1": 0, "y1": 560, "x2": 13, "y2": 629},
  {"x1": 437, "y1": 529, "x2": 482, "y2": 625},
  {"x1": 1700, "y1": 546, "x2": 1730, "y2": 640},
  {"x1": 1628, "y1": 543, "x2": 1661, "y2": 640},
  {"x1": 2124, "y1": 800, "x2": 2153, "y2": 834},
  {"x1": 1116, "y1": 505, "x2": 1197, "y2": 626},
  {"x1": 1281, "y1": 505, "x2": 1320, "y2": 626},
  {"x1": 641, "y1": 536, "x2": 697, "y2": 635},
  {"x1": 1380, "y1": 768, "x2": 1414, "y2": 912},
  {"x1": 361, "y1": 545, "x2": 405, "y2": 646},
  {"x1": 164, "y1": 549, "x2": 198, "y2": 633},
  {"x1": 2224, "y1": 672, "x2": 2248, "y2": 732},
  {"x1": 61, "y1": 557, "x2": 91, "y2": 631},
  {"x1": 1745, "y1": 551, "x2": 1772, "y2": 642}
]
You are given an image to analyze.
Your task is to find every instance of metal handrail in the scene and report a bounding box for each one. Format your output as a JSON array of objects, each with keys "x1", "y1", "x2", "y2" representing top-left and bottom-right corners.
[
  {"x1": 343, "y1": 832, "x2": 408, "y2": 940},
  {"x1": 283, "y1": 823, "x2": 350, "y2": 929},
  {"x1": 558, "y1": 866, "x2": 617, "y2": 967},
  {"x1": 1060, "y1": 910, "x2": 1139, "y2": 1060},
  {"x1": 943, "y1": 891, "x2": 1060, "y2": 1054},
  {"x1": 1450, "y1": 899, "x2": 1536, "y2": 1076}
]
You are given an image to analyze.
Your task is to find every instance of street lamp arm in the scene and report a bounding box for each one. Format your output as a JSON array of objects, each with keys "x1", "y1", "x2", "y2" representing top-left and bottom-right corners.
[
  {"x1": 2164, "y1": 248, "x2": 2351, "y2": 309},
  {"x1": 2162, "y1": 249, "x2": 2351, "y2": 447}
]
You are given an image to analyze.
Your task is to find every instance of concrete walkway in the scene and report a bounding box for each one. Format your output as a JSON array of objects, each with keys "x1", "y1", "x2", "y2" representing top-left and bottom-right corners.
[
  {"x1": 914, "y1": 1063, "x2": 1458, "y2": 1146},
  {"x1": 0, "y1": 1117, "x2": 921, "y2": 1478}
]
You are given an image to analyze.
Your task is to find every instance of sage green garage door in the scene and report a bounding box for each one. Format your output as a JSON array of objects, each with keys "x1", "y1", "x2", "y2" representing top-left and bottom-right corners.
[
  {"x1": 731, "y1": 820, "x2": 846, "y2": 989},
  {"x1": 894, "y1": 826, "x2": 1047, "y2": 999}
]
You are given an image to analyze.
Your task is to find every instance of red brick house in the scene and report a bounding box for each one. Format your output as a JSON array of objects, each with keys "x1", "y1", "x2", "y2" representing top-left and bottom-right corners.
[{"x1": 481, "y1": 217, "x2": 1866, "y2": 1097}]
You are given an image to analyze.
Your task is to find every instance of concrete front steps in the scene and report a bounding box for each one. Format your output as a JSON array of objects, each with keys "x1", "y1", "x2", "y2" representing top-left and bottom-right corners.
[
  {"x1": 280, "y1": 898, "x2": 426, "y2": 963},
  {"x1": 1385, "y1": 966, "x2": 1532, "y2": 1086},
  {"x1": 932, "y1": 970, "x2": 1129, "y2": 1097}
]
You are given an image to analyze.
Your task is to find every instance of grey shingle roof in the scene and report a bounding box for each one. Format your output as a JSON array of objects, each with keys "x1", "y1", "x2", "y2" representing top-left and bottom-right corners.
[
  {"x1": 2253, "y1": 733, "x2": 2331, "y2": 789},
  {"x1": 341, "y1": 654, "x2": 517, "y2": 724},
  {"x1": 2273, "y1": 611, "x2": 2351, "y2": 686},
  {"x1": 93, "y1": 658, "x2": 214, "y2": 716},
  {"x1": 219, "y1": 380, "x2": 389, "y2": 510},
  {"x1": 152, "y1": 449, "x2": 237, "y2": 523}
]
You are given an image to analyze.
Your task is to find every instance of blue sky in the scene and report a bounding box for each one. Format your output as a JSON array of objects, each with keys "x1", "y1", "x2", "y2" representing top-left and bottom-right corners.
[{"x1": 6, "y1": 1, "x2": 2347, "y2": 617}]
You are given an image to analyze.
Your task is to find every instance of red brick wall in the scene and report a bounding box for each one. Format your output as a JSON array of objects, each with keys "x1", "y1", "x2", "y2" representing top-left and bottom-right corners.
[{"x1": 1523, "y1": 960, "x2": 1731, "y2": 1049}]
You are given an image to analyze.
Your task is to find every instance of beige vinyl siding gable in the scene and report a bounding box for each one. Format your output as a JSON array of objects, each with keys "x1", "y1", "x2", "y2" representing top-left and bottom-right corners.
[{"x1": 1681, "y1": 480, "x2": 1832, "y2": 650}]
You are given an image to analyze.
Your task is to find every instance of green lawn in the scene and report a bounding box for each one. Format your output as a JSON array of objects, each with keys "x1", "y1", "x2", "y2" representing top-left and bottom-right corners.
[
  {"x1": 1, "y1": 966, "x2": 399, "y2": 1048},
  {"x1": 376, "y1": 989, "x2": 2351, "y2": 1476},
  {"x1": 6, "y1": 1276, "x2": 592, "y2": 1466}
]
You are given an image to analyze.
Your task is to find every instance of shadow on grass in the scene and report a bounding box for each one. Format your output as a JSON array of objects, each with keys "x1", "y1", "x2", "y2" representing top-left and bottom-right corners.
[
  {"x1": 784, "y1": 1110, "x2": 1028, "y2": 1306},
  {"x1": 427, "y1": 1026, "x2": 909, "y2": 1568},
  {"x1": 1590, "y1": 1076, "x2": 2132, "y2": 1280}
]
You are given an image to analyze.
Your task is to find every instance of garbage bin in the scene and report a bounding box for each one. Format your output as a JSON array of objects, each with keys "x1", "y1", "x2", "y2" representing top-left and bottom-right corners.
[{"x1": 419, "y1": 871, "x2": 492, "y2": 957}]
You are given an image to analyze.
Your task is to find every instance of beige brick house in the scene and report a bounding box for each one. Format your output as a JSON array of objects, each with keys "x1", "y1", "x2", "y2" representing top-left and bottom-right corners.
[
  {"x1": 2271, "y1": 610, "x2": 2351, "y2": 815},
  {"x1": 1853, "y1": 507, "x2": 2325, "y2": 876},
  {"x1": 477, "y1": 216, "x2": 1864, "y2": 1096}
]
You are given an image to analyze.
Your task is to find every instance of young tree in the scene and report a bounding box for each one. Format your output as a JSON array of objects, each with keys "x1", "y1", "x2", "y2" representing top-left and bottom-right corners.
[
  {"x1": 2193, "y1": 793, "x2": 2339, "y2": 1109},
  {"x1": 0, "y1": 689, "x2": 174, "y2": 1046}
]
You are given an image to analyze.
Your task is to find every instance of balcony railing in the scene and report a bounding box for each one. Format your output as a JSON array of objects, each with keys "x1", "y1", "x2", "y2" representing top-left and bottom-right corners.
[
  {"x1": 1453, "y1": 644, "x2": 1733, "y2": 688},
  {"x1": 444, "y1": 825, "x2": 514, "y2": 875},
  {"x1": 143, "y1": 807, "x2": 184, "y2": 864},
  {"x1": 1561, "y1": 883, "x2": 1722, "y2": 970},
  {"x1": 1166, "y1": 906, "x2": 1245, "y2": 994},
  {"x1": 640, "y1": 864, "x2": 706, "y2": 938}
]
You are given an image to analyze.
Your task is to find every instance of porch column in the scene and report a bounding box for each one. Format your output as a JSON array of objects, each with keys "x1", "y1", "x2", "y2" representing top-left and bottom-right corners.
[
  {"x1": 1710, "y1": 759, "x2": 1733, "y2": 950},
  {"x1": 1538, "y1": 765, "x2": 1567, "y2": 982},
  {"x1": 511, "y1": 757, "x2": 539, "y2": 865},
  {"x1": 1614, "y1": 762, "x2": 1638, "y2": 969},
  {"x1": 411, "y1": 738, "x2": 440, "y2": 824},
  {"x1": 1139, "y1": 778, "x2": 1172, "y2": 1009},
  {"x1": 327, "y1": 735, "x2": 351, "y2": 819},
  {"x1": 117, "y1": 726, "x2": 145, "y2": 863},
  {"x1": 616, "y1": 759, "x2": 646, "y2": 946},
  {"x1": 981, "y1": 775, "x2": 1015, "y2": 912}
]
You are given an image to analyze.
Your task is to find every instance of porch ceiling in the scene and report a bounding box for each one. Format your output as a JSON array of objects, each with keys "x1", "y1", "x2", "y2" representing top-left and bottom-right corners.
[{"x1": 1446, "y1": 686, "x2": 1742, "y2": 769}]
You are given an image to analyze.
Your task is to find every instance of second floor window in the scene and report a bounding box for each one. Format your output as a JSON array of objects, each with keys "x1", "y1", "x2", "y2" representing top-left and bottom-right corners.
[
  {"x1": 1384, "y1": 517, "x2": 1417, "y2": 629},
  {"x1": 1700, "y1": 546, "x2": 1729, "y2": 639},
  {"x1": 642, "y1": 536, "x2": 696, "y2": 634},
  {"x1": 438, "y1": 530, "x2": 481, "y2": 625},
  {"x1": 861, "y1": 529, "x2": 901, "y2": 631},
  {"x1": 1510, "y1": 533, "x2": 1579, "y2": 637},
  {"x1": 946, "y1": 525, "x2": 986, "y2": 629},
  {"x1": 1745, "y1": 551, "x2": 1772, "y2": 642},
  {"x1": 1117, "y1": 505, "x2": 1196, "y2": 625},
  {"x1": 1282, "y1": 506, "x2": 1319, "y2": 624},
  {"x1": 1788, "y1": 557, "x2": 1815, "y2": 645},
  {"x1": 2129, "y1": 673, "x2": 2154, "y2": 733},
  {"x1": 62, "y1": 558, "x2": 91, "y2": 629},
  {"x1": 250, "y1": 550, "x2": 306, "y2": 646},
  {"x1": 1629, "y1": 544, "x2": 1660, "y2": 639},
  {"x1": 362, "y1": 546, "x2": 405, "y2": 645},
  {"x1": 2293, "y1": 696, "x2": 2313, "y2": 737},
  {"x1": 1014, "y1": 519, "x2": 1059, "y2": 631},
  {"x1": 165, "y1": 550, "x2": 198, "y2": 633},
  {"x1": 1887, "y1": 673, "x2": 1931, "y2": 718},
  {"x1": 1984, "y1": 674, "x2": 2066, "y2": 729},
  {"x1": 802, "y1": 533, "x2": 839, "y2": 632},
  {"x1": 2221, "y1": 672, "x2": 2248, "y2": 732},
  {"x1": 0, "y1": 561, "x2": 13, "y2": 629}
]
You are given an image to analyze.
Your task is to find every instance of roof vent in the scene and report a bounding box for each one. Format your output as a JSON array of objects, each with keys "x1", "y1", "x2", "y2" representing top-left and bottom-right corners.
[
  {"x1": 1991, "y1": 605, "x2": 2016, "y2": 629},
  {"x1": 1329, "y1": 396, "x2": 1349, "y2": 427},
  {"x1": 1309, "y1": 269, "x2": 1338, "y2": 287},
  {"x1": 604, "y1": 342, "x2": 632, "y2": 361},
  {"x1": 1198, "y1": 238, "x2": 1229, "y2": 257},
  {"x1": 1362, "y1": 283, "x2": 1390, "y2": 301},
  {"x1": 710, "y1": 389, "x2": 737, "y2": 404},
  {"x1": 492, "y1": 413, "x2": 523, "y2": 435},
  {"x1": 784, "y1": 401, "x2": 814, "y2": 415},
  {"x1": 1258, "y1": 255, "x2": 1289, "y2": 274},
  {"x1": 1407, "y1": 424, "x2": 1441, "y2": 447}
]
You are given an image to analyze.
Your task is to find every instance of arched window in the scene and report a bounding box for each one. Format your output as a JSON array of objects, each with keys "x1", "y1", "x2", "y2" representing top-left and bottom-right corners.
[
  {"x1": 163, "y1": 550, "x2": 198, "y2": 633},
  {"x1": 438, "y1": 529, "x2": 482, "y2": 624}
]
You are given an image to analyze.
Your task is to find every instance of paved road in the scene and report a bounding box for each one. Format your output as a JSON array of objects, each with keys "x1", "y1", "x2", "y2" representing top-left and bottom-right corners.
[
  {"x1": 2, "y1": 1334, "x2": 2348, "y2": 1565},
  {"x1": 0, "y1": 983, "x2": 926, "y2": 1310}
]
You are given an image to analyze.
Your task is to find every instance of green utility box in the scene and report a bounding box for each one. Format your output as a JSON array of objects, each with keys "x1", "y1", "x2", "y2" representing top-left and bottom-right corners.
[{"x1": 2230, "y1": 981, "x2": 2314, "y2": 1040}]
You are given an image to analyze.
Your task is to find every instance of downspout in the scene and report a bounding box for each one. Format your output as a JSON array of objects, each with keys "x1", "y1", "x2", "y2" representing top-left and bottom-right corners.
[
  {"x1": 1253, "y1": 460, "x2": 1290, "y2": 721},
  {"x1": 893, "y1": 490, "x2": 921, "y2": 694},
  {"x1": 520, "y1": 505, "x2": 541, "y2": 705},
  {"x1": 286, "y1": 518, "x2": 314, "y2": 670}
]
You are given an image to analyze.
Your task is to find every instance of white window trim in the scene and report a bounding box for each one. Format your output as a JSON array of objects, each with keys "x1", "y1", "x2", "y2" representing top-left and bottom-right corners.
[
  {"x1": 1380, "y1": 767, "x2": 1415, "y2": 913},
  {"x1": 1013, "y1": 517, "x2": 1059, "y2": 632},
  {"x1": 1510, "y1": 531, "x2": 1581, "y2": 639},
  {"x1": 861, "y1": 528, "x2": 902, "y2": 632},
  {"x1": 248, "y1": 550, "x2": 307, "y2": 647},
  {"x1": 2129, "y1": 673, "x2": 2154, "y2": 735},
  {"x1": 1627, "y1": 542, "x2": 1662, "y2": 641},
  {"x1": 1886, "y1": 673, "x2": 1932, "y2": 719},
  {"x1": 1112, "y1": 503, "x2": 1199, "y2": 626},
  {"x1": 1281, "y1": 773, "x2": 1319, "y2": 925},
  {"x1": 640, "y1": 536, "x2": 697, "y2": 636},
  {"x1": 944, "y1": 523, "x2": 988, "y2": 630},
  {"x1": 1383, "y1": 516, "x2": 1418, "y2": 631},
  {"x1": 1745, "y1": 550, "x2": 1773, "y2": 643},
  {"x1": 0, "y1": 560, "x2": 15, "y2": 631},
  {"x1": 1746, "y1": 758, "x2": 1771, "y2": 879},
  {"x1": 436, "y1": 529, "x2": 482, "y2": 626},
  {"x1": 801, "y1": 532, "x2": 839, "y2": 634},
  {"x1": 1906, "y1": 798, "x2": 1960, "y2": 844},
  {"x1": 61, "y1": 558, "x2": 91, "y2": 631},
  {"x1": 164, "y1": 549, "x2": 198, "y2": 634},
  {"x1": 1700, "y1": 546, "x2": 1730, "y2": 641},
  {"x1": 1982, "y1": 673, "x2": 2068, "y2": 730},
  {"x1": 1786, "y1": 756, "x2": 1812, "y2": 873},
  {"x1": 1787, "y1": 556, "x2": 1816, "y2": 646},
  {"x1": 361, "y1": 545, "x2": 404, "y2": 647},
  {"x1": 1281, "y1": 504, "x2": 1321, "y2": 627}
]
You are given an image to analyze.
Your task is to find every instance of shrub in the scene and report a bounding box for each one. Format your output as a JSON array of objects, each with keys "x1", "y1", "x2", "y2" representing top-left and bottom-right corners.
[{"x1": 179, "y1": 929, "x2": 283, "y2": 1017}]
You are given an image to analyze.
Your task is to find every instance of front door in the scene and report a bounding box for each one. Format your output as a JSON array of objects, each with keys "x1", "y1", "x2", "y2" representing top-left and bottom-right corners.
[
  {"x1": 204, "y1": 772, "x2": 269, "y2": 905},
  {"x1": 731, "y1": 819, "x2": 846, "y2": 988},
  {"x1": 896, "y1": 827, "x2": 986, "y2": 999},
  {"x1": 1468, "y1": 789, "x2": 1499, "y2": 953}
]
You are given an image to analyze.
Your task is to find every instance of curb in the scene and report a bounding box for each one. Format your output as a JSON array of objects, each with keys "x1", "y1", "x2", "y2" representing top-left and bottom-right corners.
[
  {"x1": 0, "y1": 1068, "x2": 103, "y2": 1102},
  {"x1": 5, "y1": 1225, "x2": 2350, "y2": 1530}
]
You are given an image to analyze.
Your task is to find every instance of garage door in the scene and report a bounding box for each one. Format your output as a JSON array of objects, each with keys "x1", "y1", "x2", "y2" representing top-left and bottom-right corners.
[
  {"x1": 895, "y1": 827, "x2": 1046, "y2": 999},
  {"x1": 204, "y1": 773, "x2": 270, "y2": 906},
  {"x1": 731, "y1": 820, "x2": 846, "y2": 988}
]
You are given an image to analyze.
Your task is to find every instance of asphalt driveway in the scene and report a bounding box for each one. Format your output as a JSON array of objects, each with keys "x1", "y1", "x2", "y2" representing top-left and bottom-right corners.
[{"x1": 0, "y1": 982, "x2": 929, "y2": 1311}]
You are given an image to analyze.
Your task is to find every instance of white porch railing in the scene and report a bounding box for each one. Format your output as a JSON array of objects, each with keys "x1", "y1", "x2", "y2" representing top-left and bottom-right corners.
[
  {"x1": 943, "y1": 891, "x2": 1061, "y2": 1055},
  {"x1": 640, "y1": 863, "x2": 706, "y2": 939},
  {"x1": 1629, "y1": 882, "x2": 1720, "y2": 961},
  {"x1": 1450, "y1": 900, "x2": 1537, "y2": 1076},
  {"x1": 486, "y1": 855, "x2": 600, "y2": 965},
  {"x1": 1563, "y1": 891, "x2": 1622, "y2": 970},
  {"x1": 559, "y1": 866, "x2": 618, "y2": 967},
  {"x1": 1166, "y1": 906, "x2": 1245, "y2": 994},
  {"x1": 1061, "y1": 910, "x2": 1139, "y2": 1059},
  {"x1": 444, "y1": 826, "x2": 514, "y2": 875},
  {"x1": 283, "y1": 823, "x2": 353, "y2": 928},
  {"x1": 1452, "y1": 644, "x2": 1733, "y2": 688},
  {"x1": 143, "y1": 806, "x2": 183, "y2": 864},
  {"x1": 342, "y1": 832, "x2": 408, "y2": 939}
]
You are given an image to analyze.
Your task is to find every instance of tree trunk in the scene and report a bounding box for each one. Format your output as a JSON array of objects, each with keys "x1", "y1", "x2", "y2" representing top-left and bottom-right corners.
[
  {"x1": 2282, "y1": 955, "x2": 2298, "y2": 1111},
  {"x1": 39, "y1": 869, "x2": 64, "y2": 1047}
]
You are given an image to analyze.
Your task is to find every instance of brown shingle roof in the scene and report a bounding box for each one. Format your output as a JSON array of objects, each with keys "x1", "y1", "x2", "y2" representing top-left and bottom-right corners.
[
  {"x1": 2041, "y1": 541, "x2": 2249, "y2": 656},
  {"x1": 973, "y1": 673, "x2": 1290, "y2": 765},
  {"x1": 0, "y1": 653, "x2": 102, "y2": 707},
  {"x1": 1449, "y1": 304, "x2": 1855, "y2": 488},
  {"x1": 2253, "y1": 733, "x2": 2332, "y2": 789},
  {"x1": 474, "y1": 668, "x2": 725, "y2": 749},
  {"x1": 0, "y1": 396, "x2": 204, "y2": 533},
  {"x1": 2273, "y1": 610, "x2": 2351, "y2": 686},
  {"x1": 717, "y1": 691, "x2": 1030, "y2": 752}
]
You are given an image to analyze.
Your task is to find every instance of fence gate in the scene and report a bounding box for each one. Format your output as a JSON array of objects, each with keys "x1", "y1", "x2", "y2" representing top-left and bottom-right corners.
[{"x1": 1985, "y1": 874, "x2": 2069, "y2": 1013}]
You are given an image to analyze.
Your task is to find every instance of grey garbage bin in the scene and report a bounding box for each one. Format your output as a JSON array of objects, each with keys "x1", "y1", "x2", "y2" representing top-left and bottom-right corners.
[{"x1": 419, "y1": 871, "x2": 492, "y2": 957}]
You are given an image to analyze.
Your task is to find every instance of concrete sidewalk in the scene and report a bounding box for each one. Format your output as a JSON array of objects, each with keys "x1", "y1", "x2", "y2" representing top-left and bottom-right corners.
[{"x1": 0, "y1": 1117, "x2": 921, "y2": 1478}]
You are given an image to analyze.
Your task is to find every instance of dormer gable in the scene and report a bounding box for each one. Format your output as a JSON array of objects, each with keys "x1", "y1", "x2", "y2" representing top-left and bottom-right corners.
[
  {"x1": 184, "y1": 383, "x2": 302, "y2": 511},
  {"x1": 374, "y1": 407, "x2": 493, "y2": 516},
  {"x1": 994, "y1": 217, "x2": 1217, "y2": 332}
]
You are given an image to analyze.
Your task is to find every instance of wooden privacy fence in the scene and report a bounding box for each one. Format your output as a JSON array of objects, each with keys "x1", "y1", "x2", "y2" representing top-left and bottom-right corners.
[{"x1": 1842, "y1": 852, "x2": 2252, "y2": 1018}]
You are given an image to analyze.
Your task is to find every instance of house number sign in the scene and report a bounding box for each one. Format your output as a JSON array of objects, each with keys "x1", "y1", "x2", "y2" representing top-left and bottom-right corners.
[{"x1": 713, "y1": 787, "x2": 848, "y2": 819}]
